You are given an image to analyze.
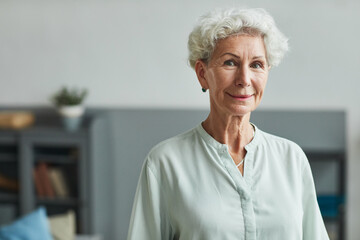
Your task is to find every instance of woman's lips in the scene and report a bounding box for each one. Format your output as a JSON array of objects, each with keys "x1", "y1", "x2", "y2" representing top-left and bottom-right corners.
[{"x1": 227, "y1": 93, "x2": 253, "y2": 101}]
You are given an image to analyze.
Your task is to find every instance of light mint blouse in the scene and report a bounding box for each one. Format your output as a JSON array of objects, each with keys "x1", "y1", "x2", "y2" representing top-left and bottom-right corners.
[{"x1": 127, "y1": 124, "x2": 329, "y2": 240}]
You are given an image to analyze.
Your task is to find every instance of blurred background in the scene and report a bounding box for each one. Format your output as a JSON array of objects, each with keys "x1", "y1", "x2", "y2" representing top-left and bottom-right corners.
[{"x1": 0, "y1": 0, "x2": 359, "y2": 239}]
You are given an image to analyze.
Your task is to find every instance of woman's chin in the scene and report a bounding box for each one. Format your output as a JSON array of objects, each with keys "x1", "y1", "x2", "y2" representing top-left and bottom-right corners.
[{"x1": 226, "y1": 105, "x2": 255, "y2": 117}]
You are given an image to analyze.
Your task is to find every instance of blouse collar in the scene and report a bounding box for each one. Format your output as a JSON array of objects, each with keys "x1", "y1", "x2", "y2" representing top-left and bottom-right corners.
[{"x1": 196, "y1": 122, "x2": 261, "y2": 152}]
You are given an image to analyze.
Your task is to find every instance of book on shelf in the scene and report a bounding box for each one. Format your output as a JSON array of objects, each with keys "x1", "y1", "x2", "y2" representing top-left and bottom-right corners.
[
  {"x1": 33, "y1": 167, "x2": 46, "y2": 197},
  {"x1": 33, "y1": 163, "x2": 71, "y2": 199},
  {"x1": 317, "y1": 195, "x2": 345, "y2": 218},
  {"x1": 49, "y1": 167, "x2": 70, "y2": 198},
  {"x1": 33, "y1": 163, "x2": 55, "y2": 198}
]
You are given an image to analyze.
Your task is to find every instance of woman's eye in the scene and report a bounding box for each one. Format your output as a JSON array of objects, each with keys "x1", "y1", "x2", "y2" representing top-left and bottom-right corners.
[
  {"x1": 224, "y1": 60, "x2": 236, "y2": 66},
  {"x1": 251, "y1": 62, "x2": 263, "y2": 69}
]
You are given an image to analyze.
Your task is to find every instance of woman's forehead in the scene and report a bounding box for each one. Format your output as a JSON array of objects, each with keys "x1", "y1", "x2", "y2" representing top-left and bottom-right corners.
[{"x1": 212, "y1": 35, "x2": 266, "y2": 58}]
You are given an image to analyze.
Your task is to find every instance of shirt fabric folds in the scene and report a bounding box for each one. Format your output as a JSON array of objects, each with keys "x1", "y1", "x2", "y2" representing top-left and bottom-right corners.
[{"x1": 127, "y1": 123, "x2": 329, "y2": 240}]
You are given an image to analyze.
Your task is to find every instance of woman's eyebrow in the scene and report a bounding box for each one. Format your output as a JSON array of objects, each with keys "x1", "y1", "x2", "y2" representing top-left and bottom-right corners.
[
  {"x1": 219, "y1": 53, "x2": 266, "y2": 60},
  {"x1": 220, "y1": 53, "x2": 240, "y2": 58},
  {"x1": 252, "y1": 56, "x2": 266, "y2": 60}
]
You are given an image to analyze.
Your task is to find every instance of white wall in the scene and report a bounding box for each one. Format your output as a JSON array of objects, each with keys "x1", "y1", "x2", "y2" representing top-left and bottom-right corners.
[{"x1": 1, "y1": 0, "x2": 360, "y2": 239}]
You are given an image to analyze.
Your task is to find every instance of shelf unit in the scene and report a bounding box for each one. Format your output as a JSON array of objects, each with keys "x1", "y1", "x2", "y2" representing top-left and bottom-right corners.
[
  {"x1": 0, "y1": 120, "x2": 93, "y2": 234},
  {"x1": 0, "y1": 133, "x2": 19, "y2": 224},
  {"x1": 306, "y1": 150, "x2": 346, "y2": 240}
]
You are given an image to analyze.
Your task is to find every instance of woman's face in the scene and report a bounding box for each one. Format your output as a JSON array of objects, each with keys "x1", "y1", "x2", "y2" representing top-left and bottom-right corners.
[{"x1": 196, "y1": 35, "x2": 270, "y2": 117}]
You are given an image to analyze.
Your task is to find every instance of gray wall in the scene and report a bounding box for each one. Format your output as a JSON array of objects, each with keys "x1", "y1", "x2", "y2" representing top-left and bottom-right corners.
[
  {"x1": 1, "y1": 1, "x2": 359, "y2": 110},
  {"x1": 93, "y1": 109, "x2": 345, "y2": 240}
]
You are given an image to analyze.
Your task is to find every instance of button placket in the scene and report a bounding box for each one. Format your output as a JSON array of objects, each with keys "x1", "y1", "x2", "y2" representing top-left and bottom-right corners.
[{"x1": 197, "y1": 123, "x2": 259, "y2": 239}]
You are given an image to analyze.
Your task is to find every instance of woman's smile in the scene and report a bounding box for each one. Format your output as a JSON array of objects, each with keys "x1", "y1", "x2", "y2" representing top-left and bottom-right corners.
[{"x1": 226, "y1": 93, "x2": 254, "y2": 101}]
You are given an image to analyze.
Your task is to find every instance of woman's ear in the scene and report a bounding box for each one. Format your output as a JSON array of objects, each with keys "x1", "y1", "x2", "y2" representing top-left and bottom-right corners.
[{"x1": 195, "y1": 60, "x2": 209, "y2": 90}]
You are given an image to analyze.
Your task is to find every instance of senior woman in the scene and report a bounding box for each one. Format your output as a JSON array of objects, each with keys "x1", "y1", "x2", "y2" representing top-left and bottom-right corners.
[{"x1": 127, "y1": 8, "x2": 329, "y2": 240}]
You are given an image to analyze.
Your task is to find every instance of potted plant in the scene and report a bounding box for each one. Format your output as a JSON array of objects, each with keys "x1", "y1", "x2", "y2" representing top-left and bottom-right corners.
[{"x1": 51, "y1": 86, "x2": 88, "y2": 131}]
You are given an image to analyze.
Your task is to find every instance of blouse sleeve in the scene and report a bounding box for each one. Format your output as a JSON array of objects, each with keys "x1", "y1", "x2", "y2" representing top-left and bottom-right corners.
[
  {"x1": 127, "y1": 159, "x2": 172, "y2": 240},
  {"x1": 301, "y1": 157, "x2": 330, "y2": 240}
]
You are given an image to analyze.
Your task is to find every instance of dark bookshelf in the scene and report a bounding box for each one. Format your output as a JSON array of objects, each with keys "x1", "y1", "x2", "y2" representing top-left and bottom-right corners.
[
  {"x1": 307, "y1": 151, "x2": 346, "y2": 240},
  {"x1": 0, "y1": 113, "x2": 94, "y2": 234}
]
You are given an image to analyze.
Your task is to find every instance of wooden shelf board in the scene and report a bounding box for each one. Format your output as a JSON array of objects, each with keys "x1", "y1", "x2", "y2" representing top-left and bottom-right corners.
[
  {"x1": 0, "y1": 153, "x2": 17, "y2": 162},
  {"x1": 36, "y1": 197, "x2": 82, "y2": 207},
  {"x1": 35, "y1": 155, "x2": 77, "y2": 164},
  {"x1": 0, "y1": 192, "x2": 18, "y2": 203}
]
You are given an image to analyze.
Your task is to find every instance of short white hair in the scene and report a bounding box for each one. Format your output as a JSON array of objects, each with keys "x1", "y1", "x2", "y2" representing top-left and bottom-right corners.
[{"x1": 188, "y1": 8, "x2": 289, "y2": 68}]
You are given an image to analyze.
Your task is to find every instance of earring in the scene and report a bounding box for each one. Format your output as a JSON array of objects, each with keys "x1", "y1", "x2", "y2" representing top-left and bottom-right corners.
[{"x1": 202, "y1": 88, "x2": 207, "y2": 92}]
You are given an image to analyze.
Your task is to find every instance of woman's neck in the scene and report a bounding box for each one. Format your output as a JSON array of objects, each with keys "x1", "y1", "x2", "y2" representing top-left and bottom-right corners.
[{"x1": 202, "y1": 111, "x2": 253, "y2": 154}]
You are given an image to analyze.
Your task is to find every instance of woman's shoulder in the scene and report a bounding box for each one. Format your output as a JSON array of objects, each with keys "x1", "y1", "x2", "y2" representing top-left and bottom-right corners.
[
  {"x1": 257, "y1": 128, "x2": 306, "y2": 157},
  {"x1": 256, "y1": 128, "x2": 309, "y2": 171},
  {"x1": 146, "y1": 126, "x2": 199, "y2": 163}
]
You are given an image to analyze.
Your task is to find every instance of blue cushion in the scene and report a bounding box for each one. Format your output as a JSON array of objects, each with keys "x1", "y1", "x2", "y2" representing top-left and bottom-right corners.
[{"x1": 0, "y1": 207, "x2": 53, "y2": 240}]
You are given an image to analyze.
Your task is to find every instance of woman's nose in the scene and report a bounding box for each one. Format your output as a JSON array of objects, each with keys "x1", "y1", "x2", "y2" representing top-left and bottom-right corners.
[{"x1": 235, "y1": 66, "x2": 251, "y2": 87}]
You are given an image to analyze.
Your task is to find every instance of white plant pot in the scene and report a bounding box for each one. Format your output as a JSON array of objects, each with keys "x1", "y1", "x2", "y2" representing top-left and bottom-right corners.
[
  {"x1": 58, "y1": 105, "x2": 85, "y2": 131},
  {"x1": 58, "y1": 105, "x2": 85, "y2": 118}
]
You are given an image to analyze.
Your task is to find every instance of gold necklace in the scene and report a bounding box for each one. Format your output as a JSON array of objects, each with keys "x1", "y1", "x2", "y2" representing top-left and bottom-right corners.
[{"x1": 235, "y1": 125, "x2": 255, "y2": 167}]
